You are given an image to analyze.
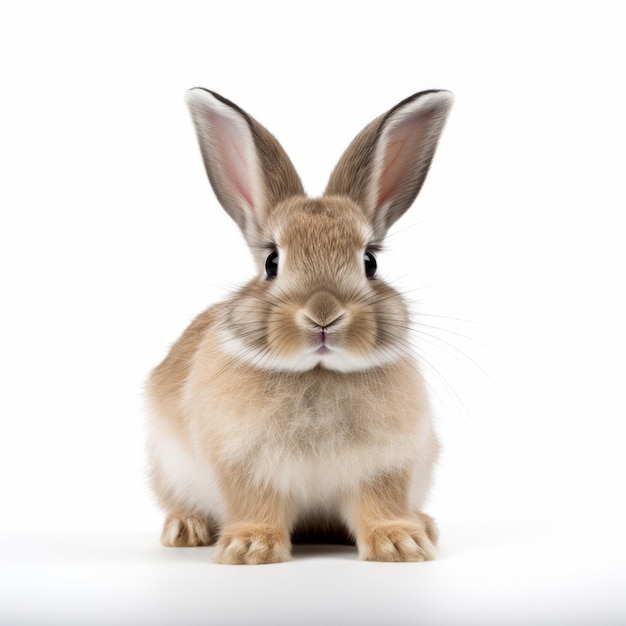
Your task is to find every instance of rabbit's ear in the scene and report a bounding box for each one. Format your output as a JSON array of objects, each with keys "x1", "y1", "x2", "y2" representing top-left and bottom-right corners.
[
  {"x1": 185, "y1": 88, "x2": 304, "y2": 240},
  {"x1": 325, "y1": 90, "x2": 453, "y2": 239}
]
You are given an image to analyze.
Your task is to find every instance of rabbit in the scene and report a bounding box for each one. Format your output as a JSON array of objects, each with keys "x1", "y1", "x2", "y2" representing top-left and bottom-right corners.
[{"x1": 147, "y1": 87, "x2": 454, "y2": 564}]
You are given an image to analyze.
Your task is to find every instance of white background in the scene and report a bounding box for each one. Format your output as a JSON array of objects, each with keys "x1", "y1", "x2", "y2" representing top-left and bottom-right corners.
[{"x1": 1, "y1": 1, "x2": 625, "y2": 625}]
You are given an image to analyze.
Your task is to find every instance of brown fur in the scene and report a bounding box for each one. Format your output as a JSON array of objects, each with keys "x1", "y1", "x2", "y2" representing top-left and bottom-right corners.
[{"x1": 148, "y1": 88, "x2": 453, "y2": 563}]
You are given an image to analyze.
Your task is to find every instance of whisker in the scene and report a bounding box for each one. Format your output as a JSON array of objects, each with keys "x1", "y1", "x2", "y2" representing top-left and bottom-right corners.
[
  {"x1": 376, "y1": 327, "x2": 472, "y2": 430},
  {"x1": 413, "y1": 321, "x2": 488, "y2": 347},
  {"x1": 375, "y1": 313, "x2": 491, "y2": 384},
  {"x1": 414, "y1": 311, "x2": 492, "y2": 325}
]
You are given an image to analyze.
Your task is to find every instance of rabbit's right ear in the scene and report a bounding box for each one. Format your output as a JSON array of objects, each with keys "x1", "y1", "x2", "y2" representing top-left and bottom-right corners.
[
  {"x1": 185, "y1": 88, "x2": 304, "y2": 242},
  {"x1": 325, "y1": 90, "x2": 453, "y2": 240}
]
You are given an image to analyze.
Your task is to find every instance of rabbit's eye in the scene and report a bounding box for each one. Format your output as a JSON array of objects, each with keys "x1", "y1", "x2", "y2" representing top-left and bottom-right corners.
[
  {"x1": 364, "y1": 251, "x2": 377, "y2": 278},
  {"x1": 265, "y1": 250, "x2": 279, "y2": 279}
]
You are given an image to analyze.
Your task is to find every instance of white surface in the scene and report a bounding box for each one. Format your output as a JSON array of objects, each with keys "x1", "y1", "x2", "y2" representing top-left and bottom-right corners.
[{"x1": 2, "y1": 522, "x2": 626, "y2": 626}]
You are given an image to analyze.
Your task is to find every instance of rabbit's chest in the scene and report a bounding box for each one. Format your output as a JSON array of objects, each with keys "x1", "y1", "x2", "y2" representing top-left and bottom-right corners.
[
  {"x1": 187, "y1": 359, "x2": 428, "y2": 499},
  {"x1": 201, "y1": 378, "x2": 421, "y2": 496},
  {"x1": 231, "y1": 381, "x2": 394, "y2": 452},
  {"x1": 238, "y1": 401, "x2": 417, "y2": 502}
]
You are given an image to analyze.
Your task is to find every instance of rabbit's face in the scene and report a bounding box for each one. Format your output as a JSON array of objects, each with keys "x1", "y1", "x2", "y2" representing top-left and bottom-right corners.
[{"x1": 224, "y1": 196, "x2": 409, "y2": 373}]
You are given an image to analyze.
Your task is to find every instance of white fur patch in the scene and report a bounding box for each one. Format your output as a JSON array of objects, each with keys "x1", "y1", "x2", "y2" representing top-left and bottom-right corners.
[
  {"x1": 218, "y1": 327, "x2": 402, "y2": 373},
  {"x1": 148, "y1": 423, "x2": 227, "y2": 523}
]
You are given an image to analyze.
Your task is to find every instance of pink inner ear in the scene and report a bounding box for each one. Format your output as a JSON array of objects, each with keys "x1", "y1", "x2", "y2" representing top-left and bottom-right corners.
[
  {"x1": 210, "y1": 111, "x2": 256, "y2": 210},
  {"x1": 376, "y1": 111, "x2": 431, "y2": 209}
]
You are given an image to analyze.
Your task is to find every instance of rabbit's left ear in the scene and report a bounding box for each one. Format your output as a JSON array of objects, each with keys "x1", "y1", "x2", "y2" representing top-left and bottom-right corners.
[
  {"x1": 325, "y1": 90, "x2": 453, "y2": 239},
  {"x1": 185, "y1": 88, "x2": 304, "y2": 243}
]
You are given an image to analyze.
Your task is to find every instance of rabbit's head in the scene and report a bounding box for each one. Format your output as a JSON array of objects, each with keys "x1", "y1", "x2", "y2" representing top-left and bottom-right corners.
[{"x1": 185, "y1": 88, "x2": 453, "y2": 373}]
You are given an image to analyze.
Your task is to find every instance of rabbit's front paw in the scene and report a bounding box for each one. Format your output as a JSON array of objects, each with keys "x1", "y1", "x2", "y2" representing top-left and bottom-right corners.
[
  {"x1": 213, "y1": 525, "x2": 291, "y2": 565},
  {"x1": 358, "y1": 520, "x2": 436, "y2": 562},
  {"x1": 161, "y1": 514, "x2": 213, "y2": 547}
]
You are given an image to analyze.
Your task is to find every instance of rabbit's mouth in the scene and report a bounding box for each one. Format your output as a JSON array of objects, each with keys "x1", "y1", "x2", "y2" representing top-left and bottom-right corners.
[
  {"x1": 311, "y1": 332, "x2": 333, "y2": 355},
  {"x1": 315, "y1": 327, "x2": 331, "y2": 353},
  {"x1": 314, "y1": 330, "x2": 332, "y2": 354}
]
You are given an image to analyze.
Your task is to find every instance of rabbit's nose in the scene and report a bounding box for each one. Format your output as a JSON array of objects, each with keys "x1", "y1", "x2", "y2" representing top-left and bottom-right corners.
[{"x1": 302, "y1": 292, "x2": 346, "y2": 329}]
